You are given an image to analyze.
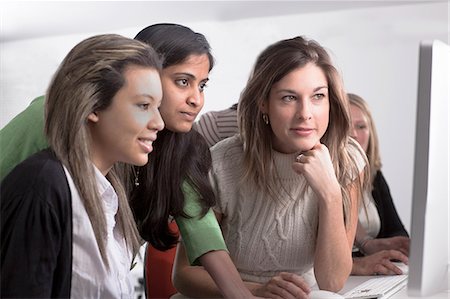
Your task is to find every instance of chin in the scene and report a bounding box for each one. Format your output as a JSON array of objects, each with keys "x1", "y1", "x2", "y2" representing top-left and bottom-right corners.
[
  {"x1": 297, "y1": 143, "x2": 316, "y2": 153},
  {"x1": 132, "y1": 156, "x2": 149, "y2": 166},
  {"x1": 171, "y1": 124, "x2": 192, "y2": 133}
]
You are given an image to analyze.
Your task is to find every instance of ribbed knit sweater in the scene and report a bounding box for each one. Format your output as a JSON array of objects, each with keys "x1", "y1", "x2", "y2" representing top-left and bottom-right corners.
[
  {"x1": 193, "y1": 106, "x2": 238, "y2": 148},
  {"x1": 210, "y1": 135, "x2": 366, "y2": 285}
]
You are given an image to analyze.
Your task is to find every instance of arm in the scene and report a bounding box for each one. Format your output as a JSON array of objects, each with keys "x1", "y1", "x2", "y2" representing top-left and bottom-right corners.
[
  {"x1": 293, "y1": 144, "x2": 357, "y2": 291},
  {"x1": 314, "y1": 177, "x2": 358, "y2": 291},
  {"x1": 354, "y1": 172, "x2": 410, "y2": 257},
  {"x1": 1, "y1": 195, "x2": 59, "y2": 298},
  {"x1": 174, "y1": 183, "x2": 255, "y2": 298},
  {"x1": 173, "y1": 240, "x2": 257, "y2": 298},
  {"x1": 1, "y1": 155, "x2": 70, "y2": 298},
  {"x1": 355, "y1": 192, "x2": 409, "y2": 256},
  {"x1": 200, "y1": 249, "x2": 255, "y2": 298},
  {"x1": 173, "y1": 240, "x2": 311, "y2": 299},
  {"x1": 360, "y1": 236, "x2": 410, "y2": 256}
]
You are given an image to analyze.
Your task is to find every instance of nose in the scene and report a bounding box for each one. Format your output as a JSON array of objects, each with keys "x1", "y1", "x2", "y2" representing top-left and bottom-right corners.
[
  {"x1": 297, "y1": 100, "x2": 312, "y2": 120},
  {"x1": 149, "y1": 108, "x2": 165, "y2": 132},
  {"x1": 350, "y1": 125, "x2": 357, "y2": 138},
  {"x1": 187, "y1": 88, "x2": 203, "y2": 109}
]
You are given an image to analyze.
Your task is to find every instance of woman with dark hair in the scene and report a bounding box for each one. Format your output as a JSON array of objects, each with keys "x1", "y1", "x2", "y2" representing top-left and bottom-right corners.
[
  {"x1": 0, "y1": 23, "x2": 253, "y2": 298},
  {"x1": 131, "y1": 24, "x2": 252, "y2": 298},
  {"x1": 131, "y1": 23, "x2": 215, "y2": 249}
]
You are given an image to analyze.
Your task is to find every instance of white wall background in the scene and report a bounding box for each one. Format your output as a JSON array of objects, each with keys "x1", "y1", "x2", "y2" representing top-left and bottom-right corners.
[{"x1": 1, "y1": 1, "x2": 449, "y2": 232}]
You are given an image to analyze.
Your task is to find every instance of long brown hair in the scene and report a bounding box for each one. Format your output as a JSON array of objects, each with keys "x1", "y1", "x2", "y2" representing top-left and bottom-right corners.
[
  {"x1": 238, "y1": 36, "x2": 370, "y2": 224},
  {"x1": 45, "y1": 34, "x2": 162, "y2": 266}
]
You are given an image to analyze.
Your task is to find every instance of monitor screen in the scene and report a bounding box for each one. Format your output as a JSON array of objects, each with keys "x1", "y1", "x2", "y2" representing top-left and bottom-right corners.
[{"x1": 407, "y1": 40, "x2": 449, "y2": 297}]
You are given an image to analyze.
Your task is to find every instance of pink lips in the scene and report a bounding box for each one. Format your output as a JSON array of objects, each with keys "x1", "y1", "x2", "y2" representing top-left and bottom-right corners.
[
  {"x1": 180, "y1": 111, "x2": 197, "y2": 122},
  {"x1": 137, "y1": 137, "x2": 156, "y2": 154},
  {"x1": 291, "y1": 127, "x2": 314, "y2": 137}
]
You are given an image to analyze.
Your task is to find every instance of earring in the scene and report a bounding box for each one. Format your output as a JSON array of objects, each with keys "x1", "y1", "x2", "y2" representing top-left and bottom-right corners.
[{"x1": 262, "y1": 113, "x2": 269, "y2": 125}]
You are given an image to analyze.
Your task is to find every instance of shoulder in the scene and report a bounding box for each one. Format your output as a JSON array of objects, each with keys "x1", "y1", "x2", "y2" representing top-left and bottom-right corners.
[
  {"x1": 1, "y1": 149, "x2": 71, "y2": 211},
  {"x1": 374, "y1": 170, "x2": 385, "y2": 182},
  {"x1": 217, "y1": 107, "x2": 238, "y2": 119},
  {"x1": 194, "y1": 111, "x2": 218, "y2": 131},
  {"x1": 346, "y1": 137, "x2": 367, "y2": 173},
  {"x1": 210, "y1": 135, "x2": 243, "y2": 163},
  {"x1": 8, "y1": 149, "x2": 66, "y2": 183},
  {"x1": 193, "y1": 111, "x2": 219, "y2": 146},
  {"x1": 373, "y1": 170, "x2": 389, "y2": 190},
  {"x1": 1, "y1": 96, "x2": 45, "y2": 131}
]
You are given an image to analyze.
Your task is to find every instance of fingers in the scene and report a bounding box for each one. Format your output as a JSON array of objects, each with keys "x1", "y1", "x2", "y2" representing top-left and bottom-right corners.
[
  {"x1": 296, "y1": 144, "x2": 326, "y2": 159},
  {"x1": 262, "y1": 273, "x2": 310, "y2": 299},
  {"x1": 280, "y1": 272, "x2": 311, "y2": 294},
  {"x1": 372, "y1": 250, "x2": 409, "y2": 275},
  {"x1": 385, "y1": 249, "x2": 408, "y2": 264},
  {"x1": 373, "y1": 261, "x2": 401, "y2": 275}
]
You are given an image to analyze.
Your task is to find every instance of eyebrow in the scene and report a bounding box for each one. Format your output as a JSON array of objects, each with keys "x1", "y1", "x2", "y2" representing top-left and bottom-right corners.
[
  {"x1": 275, "y1": 86, "x2": 328, "y2": 94},
  {"x1": 139, "y1": 94, "x2": 159, "y2": 102},
  {"x1": 140, "y1": 94, "x2": 162, "y2": 106},
  {"x1": 173, "y1": 72, "x2": 209, "y2": 82},
  {"x1": 314, "y1": 86, "x2": 328, "y2": 92}
]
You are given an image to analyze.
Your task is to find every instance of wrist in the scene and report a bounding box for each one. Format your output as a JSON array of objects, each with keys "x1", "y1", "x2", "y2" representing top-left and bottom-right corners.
[
  {"x1": 356, "y1": 236, "x2": 373, "y2": 255},
  {"x1": 246, "y1": 282, "x2": 263, "y2": 297}
]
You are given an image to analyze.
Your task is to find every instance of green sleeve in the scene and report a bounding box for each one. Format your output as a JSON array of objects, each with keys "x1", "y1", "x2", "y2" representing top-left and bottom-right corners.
[
  {"x1": 0, "y1": 96, "x2": 48, "y2": 181},
  {"x1": 175, "y1": 181, "x2": 228, "y2": 266}
]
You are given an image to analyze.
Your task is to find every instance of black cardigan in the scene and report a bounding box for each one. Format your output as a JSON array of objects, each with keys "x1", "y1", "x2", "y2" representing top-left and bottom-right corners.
[
  {"x1": 372, "y1": 170, "x2": 409, "y2": 239},
  {"x1": 1, "y1": 149, "x2": 72, "y2": 298}
]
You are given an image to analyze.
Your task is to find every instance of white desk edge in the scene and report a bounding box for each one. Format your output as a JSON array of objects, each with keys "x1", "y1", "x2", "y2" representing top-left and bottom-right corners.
[{"x1": 340, "y1": 271, "x2": 450, "y2": 299}]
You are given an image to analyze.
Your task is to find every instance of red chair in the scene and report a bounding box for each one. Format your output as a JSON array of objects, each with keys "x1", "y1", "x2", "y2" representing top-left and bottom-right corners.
[{"x1": 144, "y1": 222, "x2": 179, "y2": 298}]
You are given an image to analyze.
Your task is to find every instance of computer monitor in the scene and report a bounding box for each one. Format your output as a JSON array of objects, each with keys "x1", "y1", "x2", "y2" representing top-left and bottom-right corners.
[{"x1": 407, "y1": 40, "x2": 449, "y2": 297}]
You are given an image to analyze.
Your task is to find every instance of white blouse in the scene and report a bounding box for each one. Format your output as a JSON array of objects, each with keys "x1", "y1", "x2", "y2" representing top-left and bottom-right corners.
[
  {"x1": 358, "y1": 191, "x2": 381, "y2": 239},
  {"x1": 64, "y1": 166, "x2": 134, "y2": 299}
]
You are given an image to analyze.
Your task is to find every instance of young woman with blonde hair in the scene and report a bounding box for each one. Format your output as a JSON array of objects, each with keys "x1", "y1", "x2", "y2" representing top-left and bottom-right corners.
[
  {"x1": 348, "y1": 93, "x2": 409, "y2": 276},
  {"x1": 1, "y1": 34, "x2": 164, "y2": 298}
]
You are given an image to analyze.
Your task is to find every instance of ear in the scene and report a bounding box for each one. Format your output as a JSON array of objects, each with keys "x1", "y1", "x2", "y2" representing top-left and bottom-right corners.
[
  {"x1": 87, "y1": 111, "x2": 99, "y2": 123},
  {"x1": 260, "y1": 100, "x2": 268, "y2": 114}
]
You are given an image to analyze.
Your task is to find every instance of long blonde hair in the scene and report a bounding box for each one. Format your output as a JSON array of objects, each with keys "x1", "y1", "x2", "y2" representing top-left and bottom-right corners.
[
  {"x1": 347, "y1": 93, "x2": 382, "y2": 178},
  {"x1": 238, "y1": 36, "x2": 370, "y2": 224},
  {"x1": 45, "y1": 34, "x2": 162, "y2": 266}
]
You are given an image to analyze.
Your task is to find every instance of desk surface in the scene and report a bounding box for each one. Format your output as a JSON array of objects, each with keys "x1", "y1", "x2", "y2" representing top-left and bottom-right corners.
[
  {"x1": 172, "y1": 272, "x2": 450, "y2": 299},
  {"x1": 341, "y1": 274, "x2": 449, "y2": 299}
]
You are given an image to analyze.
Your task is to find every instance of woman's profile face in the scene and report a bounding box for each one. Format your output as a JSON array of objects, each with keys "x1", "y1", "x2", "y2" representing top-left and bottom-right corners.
[
  {"x1": 349, "y1": 104, "x2": 370, "y2": 153},
  {"x1": 159, "y1": 54, "x2": 210, "y2": 133},
  {"x1": 263, "y1": 63, "x2": 330, "y2": 154},
  {"x1": 87, "y1": 66, "x2": 164, "y2": 174}
]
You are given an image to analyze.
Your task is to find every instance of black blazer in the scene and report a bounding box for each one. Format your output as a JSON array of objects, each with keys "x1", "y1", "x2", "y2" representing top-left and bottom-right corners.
[{"x1": 1, "y1": 149, "x2": 72, "y2": 298}]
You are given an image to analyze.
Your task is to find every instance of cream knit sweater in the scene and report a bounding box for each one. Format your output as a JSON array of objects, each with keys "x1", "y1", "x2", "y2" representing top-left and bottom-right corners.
[{"x1": 210, "y1": 135, "x2": 366, "y2": 285}]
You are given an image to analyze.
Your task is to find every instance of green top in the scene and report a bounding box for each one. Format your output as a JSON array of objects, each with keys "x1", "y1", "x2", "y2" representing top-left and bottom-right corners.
[
  {"x1": 178, "y1": 182, "x2": 228, "y2": 265},
  {"x1": 0, "y1": 95, "x2": 227, "y2": 265},
  {"x1": 0, "y1": 96, "x2": 47, "y2": 181}
]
